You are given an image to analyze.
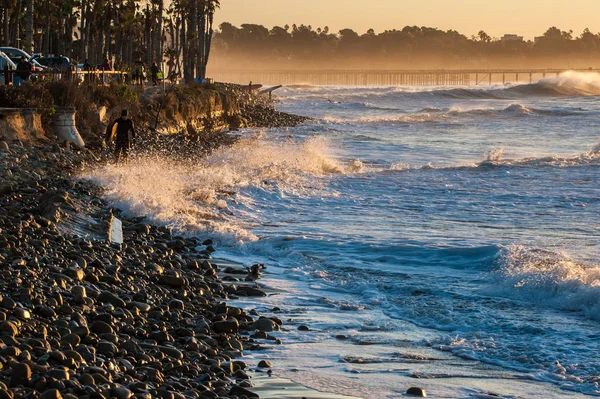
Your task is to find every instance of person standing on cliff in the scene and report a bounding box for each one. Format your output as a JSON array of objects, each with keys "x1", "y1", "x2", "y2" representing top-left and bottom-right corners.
[
  {"x1": 105, "y1": 109, "x2": 136, "y2": 162},
  {"x1": 15, "y1": 56, "x2": 32, "y2": 86},
  {"x1": 100, "y1": 58, "x2": 113, "y2": 85},
  {"x1": 133, "y1": 57, "x2": 146, "y2": 87},
  {"x1": 150, "y1": 61, "x2": 160, "y2": 86}
]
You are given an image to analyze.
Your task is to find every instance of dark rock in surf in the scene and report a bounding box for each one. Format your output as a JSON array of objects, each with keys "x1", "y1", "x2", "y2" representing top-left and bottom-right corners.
[
  {"x1": 407, "y1": 387, "x2": 427, "y2": 397},
  {"x1": 230, "y1": 385, "x2": 259, "y2": 398},
  {"x1": 257, "y1": 360, "x2": 272, "y2": 368}
]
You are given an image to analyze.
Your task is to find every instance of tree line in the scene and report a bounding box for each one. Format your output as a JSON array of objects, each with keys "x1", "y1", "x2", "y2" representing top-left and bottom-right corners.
[
  {"x1": 0, "y1": 0, "x2": 219, "y2": 80},
  {"x1": 210, "y1": 23, "x2": 600, "y2": 70}
]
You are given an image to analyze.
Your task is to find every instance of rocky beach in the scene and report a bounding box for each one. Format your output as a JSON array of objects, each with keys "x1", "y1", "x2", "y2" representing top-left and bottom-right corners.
[
  {"x1": 0, "y1": 139, "x2": 271, "y2": 399},
  {"x1": 0, "y1": 92, "x2": 322, "y2": 399}
]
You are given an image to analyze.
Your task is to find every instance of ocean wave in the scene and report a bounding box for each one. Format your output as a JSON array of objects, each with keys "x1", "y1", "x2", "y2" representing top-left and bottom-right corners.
[
  {"x1": 80, "y1": 136, "x2": 346, "y2": 241},
  {"x1": 284, "y1": 72, "x2": 600, "y2": 104},
  {"x1": 322, "y1": 114, "x2": 440, "y2": 124},
  {"x1": 490, "y1": 245, "x2": 600, "y2": 320},
  {"x1": 381, "y1": 143, "x2": 600, "y2": 172},
  {"x1": 472, "y1": 143, "x2": 600, "y2": 169},
  {"x1": 264, "y1": 238, "x2": 600, "y2": 395},
  {"x1": 449, "y1": 103, "x2": 584, "y2": 117},
  {"x1": 321, "y1": 103, "x2": 590, "y2": 125},
  {"x1": 255, "y1": 237, "x2": 600, "y2": 323}
]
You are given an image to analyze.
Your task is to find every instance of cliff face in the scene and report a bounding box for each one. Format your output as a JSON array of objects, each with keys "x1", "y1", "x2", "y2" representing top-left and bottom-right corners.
[
  {"x1": 139, "y1": 85, "x2": 245, "y2": 135},
  {"x1": 0, "y1": 108, "x2": 47, "y2": 143},
  {"x1": 0, "y1": 83, "x2": 284, "y2": 147}
]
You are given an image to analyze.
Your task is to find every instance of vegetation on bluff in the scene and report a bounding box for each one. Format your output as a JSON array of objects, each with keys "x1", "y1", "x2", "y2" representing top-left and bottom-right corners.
[{"x1": 0, "y1": 0, "x2": 220, "y2": 81}]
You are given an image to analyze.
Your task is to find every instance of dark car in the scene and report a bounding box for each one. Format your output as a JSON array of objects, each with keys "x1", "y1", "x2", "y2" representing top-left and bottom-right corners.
[{"x1": 33, "y1": 56, "x2": 72, "y2": 72}]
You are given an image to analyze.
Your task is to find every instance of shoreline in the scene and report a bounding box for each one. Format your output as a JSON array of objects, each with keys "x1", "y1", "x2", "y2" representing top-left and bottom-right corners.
[
  {"x1": 1, "y1": 105, "x2": 592, "y2": 398},
  {"x1": 0, "y1": 140, "x2": 272, "y2": 398},
  {"x1": 0, "y1": 105, "x2": 348, "y2": 399},
  {"x1": 3, "y1": 87, "x2": 595, "y2": 398}
]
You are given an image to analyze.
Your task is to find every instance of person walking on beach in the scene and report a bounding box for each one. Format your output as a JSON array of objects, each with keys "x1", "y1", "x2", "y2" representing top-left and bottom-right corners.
[
  {"x1": 150, "y1": 61, "x2": 160, "y2": 86},
  {"x1": 105, "y1": 109, "x2": 136, "y2": 162}
]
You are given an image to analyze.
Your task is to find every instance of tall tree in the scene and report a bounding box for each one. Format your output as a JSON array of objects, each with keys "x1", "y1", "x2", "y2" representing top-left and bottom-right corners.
[
  {"x1": 154, "y1": 0, "x2": 163, "y2": 62},
  {"x1": 197, "y1": 0, "x2": 218, "y2": 79},
  {"x1": 24, "y1": 0, "x2": 33, "y2": 53}
]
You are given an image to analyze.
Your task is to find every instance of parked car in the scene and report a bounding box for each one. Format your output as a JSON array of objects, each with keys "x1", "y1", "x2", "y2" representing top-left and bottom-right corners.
[
  {"x1": 0, "y1": 46, "x2": 29, "y2": 61},
  {"x1": 31, "y1": 55, "x2": 72, "y2": 72},
  {"x1": 0, "y1": 47, "x2": 47, "y2": 71},
  {"x1": 0, "y1": 52, "x2": 17, "y2": 85}
]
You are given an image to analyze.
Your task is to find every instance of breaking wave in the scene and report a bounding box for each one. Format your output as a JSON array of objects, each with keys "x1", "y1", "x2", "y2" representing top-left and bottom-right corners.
[
  {"x1": 80, "y1": 136, "x2": 346, "y2": 240},
  {"x1": 383, "y1": 142, "x2": 600, "y2": 172},
  {"x1": 285, "y1": 72, "x2": 600, "y2": 104},
  {"x1": 321, "y1": 103, "x2": 591, "y2": 125},
  {"x1": 434, "y1": 71, "x2": 600, "y2": 99},
  {"x1": 490, "y1": 245, "x2": 600, "y2": 320}
]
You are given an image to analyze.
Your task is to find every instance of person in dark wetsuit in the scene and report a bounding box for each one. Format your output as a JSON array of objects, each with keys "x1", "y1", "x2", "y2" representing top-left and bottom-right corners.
[{"x1": 105, "y1": 109, "x2": 136, "y2": 162}]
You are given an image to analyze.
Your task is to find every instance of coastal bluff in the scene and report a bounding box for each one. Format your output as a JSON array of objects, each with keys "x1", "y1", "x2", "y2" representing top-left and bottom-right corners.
[
  {"x1": 0, "y1": 82, "x2": 307, "y2": 149},
  {"x1": 0, "y1": 108, "x2": 46, "y2": 143}
]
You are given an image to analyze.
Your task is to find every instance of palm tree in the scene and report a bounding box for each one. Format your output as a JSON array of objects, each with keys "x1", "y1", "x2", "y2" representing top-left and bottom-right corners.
[
  {"x1": 24, "y1": 0, "x2": 33, "y2": 53},
  {"x1": 197, "y1": 0, "x2": 219, "y2": 79}
]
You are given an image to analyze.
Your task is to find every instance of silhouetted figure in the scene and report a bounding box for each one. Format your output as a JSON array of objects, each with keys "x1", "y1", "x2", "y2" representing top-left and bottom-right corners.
[
  {"x1": 105, "y1": 109, "x2": 136, "y2": 162},
  {"x1": 15, "y1": 56, "x2": 32, "y2": 85},
  {"x1": 83, "y1": 59, "x2": 93, "y2": 83},
  {"x1": 100, "y1": 58, "x2": 112, "y2": 84},
  {"x1": 134, "y1": 58, "x2": 146, "y2": 87},
  {"x1": 151, "y1": 61, "x2": 159, "y2": 86}
]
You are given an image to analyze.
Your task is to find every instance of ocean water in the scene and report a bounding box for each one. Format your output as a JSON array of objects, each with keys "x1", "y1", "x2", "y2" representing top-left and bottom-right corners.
[{"x1": 83, "y1": 71, "x2": 600, "y2": 398}]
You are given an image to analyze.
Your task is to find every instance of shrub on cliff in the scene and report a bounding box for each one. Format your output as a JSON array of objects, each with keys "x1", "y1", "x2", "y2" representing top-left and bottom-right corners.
[
  {"x1": 0, "y1": 83, "x2": 54, "y2": 108},
  {"x1": 40, "y1": 81, "x2": 142, "y2": 146}
]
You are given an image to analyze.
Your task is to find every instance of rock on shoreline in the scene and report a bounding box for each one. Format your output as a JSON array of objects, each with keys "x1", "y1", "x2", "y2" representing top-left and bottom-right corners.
[{"x1": 0, "y1": 141, "x2": 281, "y2": 399}]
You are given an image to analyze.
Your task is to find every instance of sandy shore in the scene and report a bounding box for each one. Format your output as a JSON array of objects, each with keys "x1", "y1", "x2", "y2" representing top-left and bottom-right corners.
[{"x1": 249, "y1": 373, "x2": 361, "y2": 399}]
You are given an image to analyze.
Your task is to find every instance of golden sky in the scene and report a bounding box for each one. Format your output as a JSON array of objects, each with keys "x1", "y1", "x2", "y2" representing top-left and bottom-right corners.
[{"x1": 214, "y1": 0, "x2": 600, "y2": 40}]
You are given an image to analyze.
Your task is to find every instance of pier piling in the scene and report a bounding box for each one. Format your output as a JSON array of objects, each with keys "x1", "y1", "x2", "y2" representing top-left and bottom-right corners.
[{"x1": 211, "y1": 68, "x2": 595, "y2": 87}]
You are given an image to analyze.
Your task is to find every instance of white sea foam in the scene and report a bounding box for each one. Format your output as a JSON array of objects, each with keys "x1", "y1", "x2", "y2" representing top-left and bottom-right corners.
[
  {"x1": 484, "y1": 147, "x2": 505, "y2": 161},
  {"x1": 490, "y1": 245, "x2": 600, "y2": 320},
  {"x1": 81, "y1": 136, "x2": 345, "y2": 241},
  {"x1": 538, "y1": 71, "x2": 600, "y2": 96},
  {"x1": 322, "y1": 114, "x2": 439, "y2": 124}
]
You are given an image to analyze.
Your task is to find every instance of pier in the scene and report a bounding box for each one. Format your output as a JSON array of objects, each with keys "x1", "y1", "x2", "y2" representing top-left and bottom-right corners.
[{"x1": 210, "y1": 69, "x2": 599, "y2": 87}]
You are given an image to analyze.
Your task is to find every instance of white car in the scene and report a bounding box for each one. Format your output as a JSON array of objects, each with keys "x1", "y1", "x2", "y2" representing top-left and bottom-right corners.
[
  {"x1": 0, "y1": 47, "x2": 47, "y2": 71},
  {"x1": 0, "y1": 52, "x2": 17, "y2": 85}
]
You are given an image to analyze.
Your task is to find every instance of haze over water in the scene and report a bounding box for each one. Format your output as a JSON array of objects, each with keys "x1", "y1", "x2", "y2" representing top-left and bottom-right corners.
[{"x1": 85, "y1": 72, "x2": 600, "y2": 398}]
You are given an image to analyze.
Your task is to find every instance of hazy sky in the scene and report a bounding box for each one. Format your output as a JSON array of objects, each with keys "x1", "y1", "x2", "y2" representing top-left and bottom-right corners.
[{"x1": 214, "y1": 0, "x2": 600, "y2": 40}]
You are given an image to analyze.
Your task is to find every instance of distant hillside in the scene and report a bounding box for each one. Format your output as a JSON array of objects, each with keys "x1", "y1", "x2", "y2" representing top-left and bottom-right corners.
[{"x1": 210, "y1": 24, "x2": 600, "y2": 70}]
